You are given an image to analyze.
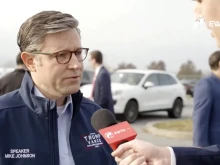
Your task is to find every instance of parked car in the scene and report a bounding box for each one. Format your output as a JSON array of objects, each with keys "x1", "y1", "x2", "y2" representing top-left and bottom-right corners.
[
  {"x1": 81, "y1": 70, "x2": 94, "y2": 86},
  {"x1": 180, "y1": 79, "x2": 198, "y2": 97},
  {"x1": 81, "y1": 69, "x2": 186, "y2": 123}
]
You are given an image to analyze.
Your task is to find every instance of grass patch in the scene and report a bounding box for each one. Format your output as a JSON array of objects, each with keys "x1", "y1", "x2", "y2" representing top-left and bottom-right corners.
[{"x1": 154, "y1": 119, "x2": 192, "y2": 132}]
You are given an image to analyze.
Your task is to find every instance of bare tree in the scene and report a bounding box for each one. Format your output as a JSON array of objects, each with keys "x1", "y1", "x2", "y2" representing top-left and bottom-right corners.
[
  {"x1": 117, "y1": 62, "x2": 136, "y2": 70},
  {"x1": 147, "y1": 60, "x2": 166, "y2": 70},
  {"x1": 177, "y1": 60, "x2": 203, "y2": 79}
]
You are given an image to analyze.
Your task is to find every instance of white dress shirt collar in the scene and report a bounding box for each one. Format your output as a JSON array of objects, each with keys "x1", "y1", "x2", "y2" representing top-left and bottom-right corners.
[
  {"x1": 34, "y1": 86, "x2": 73, "y2": 117},
  {"x1": 95, "y1": 65, "x2": 103, "y2": 77}
]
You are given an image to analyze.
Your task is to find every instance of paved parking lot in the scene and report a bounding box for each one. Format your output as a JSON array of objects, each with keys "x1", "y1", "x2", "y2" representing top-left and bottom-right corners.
[{"x1": 131, "y1": 98, "x2": 193, "y2": 147}]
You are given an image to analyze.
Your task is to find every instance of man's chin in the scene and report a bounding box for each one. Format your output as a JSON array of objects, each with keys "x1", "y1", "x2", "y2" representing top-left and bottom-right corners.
[{"x1": 66, "y1": 86, "x2": 80, "y2": 95}]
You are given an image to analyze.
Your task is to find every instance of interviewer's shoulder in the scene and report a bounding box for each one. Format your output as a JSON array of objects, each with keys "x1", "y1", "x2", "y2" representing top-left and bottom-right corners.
[
  {"x1": 0, "y1": 90, "x2": 25, "y2": 110},
  {"x1": 196, "y1": 75, "x2": 213, "y2": 86}
]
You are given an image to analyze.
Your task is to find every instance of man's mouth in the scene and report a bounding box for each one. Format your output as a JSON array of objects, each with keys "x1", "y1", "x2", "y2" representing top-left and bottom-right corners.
[{"x1": 66, "y1": 75, "x2": 80, "y2": 79}]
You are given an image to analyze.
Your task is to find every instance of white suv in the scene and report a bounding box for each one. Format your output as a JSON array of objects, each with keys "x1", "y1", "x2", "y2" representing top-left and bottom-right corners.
[{"x1": 80, "y1": 69, "x2": 186, "y2": 123}]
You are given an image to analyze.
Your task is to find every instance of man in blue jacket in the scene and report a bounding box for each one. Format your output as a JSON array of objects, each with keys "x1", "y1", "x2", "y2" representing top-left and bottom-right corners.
[
  {"x1": 0, "y1": 11, "x2": 117, "y2": 165},
  {"x1": 193, "y1": 50, "x2": 220, "y2": 147}
]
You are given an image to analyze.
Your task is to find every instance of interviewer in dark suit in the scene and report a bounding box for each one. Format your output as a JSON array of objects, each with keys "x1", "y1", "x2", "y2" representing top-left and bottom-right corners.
[
  {"x1": 111, "y1": 139, "x2": 220, "y2": 165},
  {"x1": 193, "y1": 50, "x2": 220, "y2": 147},
  {"x1": 89, "y1": 50, "x2": 114, "y2": 113},
  {"x1": 110, "y1": 0, "x2": 220, "y2": 164}
]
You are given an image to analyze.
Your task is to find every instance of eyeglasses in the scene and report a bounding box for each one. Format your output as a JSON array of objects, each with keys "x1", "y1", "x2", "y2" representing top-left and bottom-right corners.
[{"x1": 32, "y1": 48, "x2": 89, "y2": 64}]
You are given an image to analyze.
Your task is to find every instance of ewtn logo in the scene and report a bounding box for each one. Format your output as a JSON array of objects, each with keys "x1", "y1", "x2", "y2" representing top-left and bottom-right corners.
[
  {"x1": 104, "y1": 132, "x2": 114, "y2": 139},
  {"x1": 193, "y1": 17, "x2": 206, "y2": 29},
  {"x1": 209, "y1": 21, "x2": 220, "y2": 27}
]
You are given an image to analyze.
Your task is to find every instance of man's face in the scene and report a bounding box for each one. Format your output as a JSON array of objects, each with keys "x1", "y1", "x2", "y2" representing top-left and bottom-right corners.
[
  {"x1": 31, "y1": 29, "x2": 84, "y2": 98},
  {"x1": 195, "y1": 0, "x2": 220, "y2": 47}
]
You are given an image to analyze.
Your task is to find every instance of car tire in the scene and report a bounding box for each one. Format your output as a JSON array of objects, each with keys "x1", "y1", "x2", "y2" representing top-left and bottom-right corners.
[
  {"x1": 123, "y1": 100, "x2": 138, "y2": 123},
  {"x1": 187, "y1": 90, "x2": 193, "y2": 97},
  {"x1": 168, "y1": 98, "x2": 183, "y2": 118}
]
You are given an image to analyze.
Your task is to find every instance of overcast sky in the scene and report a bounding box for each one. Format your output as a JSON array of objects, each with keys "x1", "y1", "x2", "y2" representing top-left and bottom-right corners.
[{"x1": 0, "y1": 0, "x2": 218, "y2": 73}]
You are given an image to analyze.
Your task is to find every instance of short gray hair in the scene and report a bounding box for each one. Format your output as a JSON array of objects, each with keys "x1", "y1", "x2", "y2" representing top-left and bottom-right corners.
[{"x1": 17, "y1": 10, "x2": 80, "y2": 52}]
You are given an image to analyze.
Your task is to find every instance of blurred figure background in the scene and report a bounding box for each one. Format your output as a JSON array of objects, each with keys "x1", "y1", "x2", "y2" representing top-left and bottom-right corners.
[
  {"x1": 89, "y1": 50, "x2": 114, "y2": 114},
  {"x1": 0, "y1": 52, "x2": 26, "y2": 96},
  {"x1": 193, "y1": 50, "x2": 220, "y2": 147}
]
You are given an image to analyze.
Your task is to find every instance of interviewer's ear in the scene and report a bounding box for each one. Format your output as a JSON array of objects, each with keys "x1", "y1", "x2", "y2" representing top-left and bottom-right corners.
[{"x1": 21, "y1": 52, "x2": 36, "y2": 72}]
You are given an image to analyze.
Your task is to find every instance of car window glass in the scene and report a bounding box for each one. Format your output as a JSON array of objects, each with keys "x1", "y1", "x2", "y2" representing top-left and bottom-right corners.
[
  {"x1": 158, "y1": 74, "x2": 177, "y2": 86},
  {"x1": 144, "y1": 74, "x2": 159, "y2": 86},
  {"x1": 111, "y1": 72, "x2": 145, "y2": 85}
]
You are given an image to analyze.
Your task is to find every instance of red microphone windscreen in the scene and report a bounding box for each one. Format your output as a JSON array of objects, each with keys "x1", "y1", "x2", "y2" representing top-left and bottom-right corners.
[{"x1": 91, "y1": 109, "x2": 137, "y2": 150}]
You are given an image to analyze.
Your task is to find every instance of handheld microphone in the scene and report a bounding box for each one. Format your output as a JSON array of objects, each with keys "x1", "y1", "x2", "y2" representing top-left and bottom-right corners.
[{"x1": 91, "y1": 109, "x2": 137, "y2": 150}]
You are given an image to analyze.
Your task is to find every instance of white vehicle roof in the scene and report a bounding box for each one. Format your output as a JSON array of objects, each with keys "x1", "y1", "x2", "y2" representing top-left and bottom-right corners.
[{"x1": 115, "y1": 69, "x2": 172, "y2": 75}]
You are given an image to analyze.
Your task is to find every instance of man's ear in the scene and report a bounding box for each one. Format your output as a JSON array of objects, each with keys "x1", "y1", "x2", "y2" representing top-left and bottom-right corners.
[{"x1": 21, "y1": 52, "x2": 36, "y2": 72}]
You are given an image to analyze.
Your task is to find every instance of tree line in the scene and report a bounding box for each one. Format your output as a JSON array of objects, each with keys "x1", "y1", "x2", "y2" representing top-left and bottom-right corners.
[{"x1": 116, "y1": 60, "x2": 204, "y2": 80}]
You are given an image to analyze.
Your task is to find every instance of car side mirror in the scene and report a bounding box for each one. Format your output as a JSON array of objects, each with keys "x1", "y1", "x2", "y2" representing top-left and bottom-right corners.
[{"x1": 143, "y1": 81, "x2": 154, "y2": 89}]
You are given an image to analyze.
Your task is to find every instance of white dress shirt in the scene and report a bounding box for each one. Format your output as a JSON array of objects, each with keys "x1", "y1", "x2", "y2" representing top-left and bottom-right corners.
[
  {"x1": 94, "y1": 65, "x2": 103, "y2": 78},
  {"x1": 34, "y1": 87, "x2": 75, "y2": 165},
  {"x1": 167, "y1": 147, "x2": 176, "y2": 165},
  {"x1": 90, "y1": 65, "x2": 103, "y2": 101}
]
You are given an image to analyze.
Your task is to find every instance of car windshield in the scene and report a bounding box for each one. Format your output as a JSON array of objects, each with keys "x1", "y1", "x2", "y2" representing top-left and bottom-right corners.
[{"x1": 111, "y1": 72, "x2": 145, "y2": 85}]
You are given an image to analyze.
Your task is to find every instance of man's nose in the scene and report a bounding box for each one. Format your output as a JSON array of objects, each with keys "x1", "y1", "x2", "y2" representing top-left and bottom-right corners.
[{"x1": 68, "y1": 53, "x2": 81, "y2": 69}]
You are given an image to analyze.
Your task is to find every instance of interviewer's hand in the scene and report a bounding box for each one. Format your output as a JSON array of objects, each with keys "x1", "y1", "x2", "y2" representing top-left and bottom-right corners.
[{"x1": 111, "y1": 139, "x2": 171, "y2": 165}]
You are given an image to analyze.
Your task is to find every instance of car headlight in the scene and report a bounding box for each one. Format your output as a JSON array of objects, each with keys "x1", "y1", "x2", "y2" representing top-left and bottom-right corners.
[{"x1": 113, "y1": 90, "x2": 122, "y2": 95}]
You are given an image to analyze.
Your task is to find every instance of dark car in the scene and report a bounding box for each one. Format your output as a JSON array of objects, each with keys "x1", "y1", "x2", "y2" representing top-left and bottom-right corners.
[
  {"x1": 181, "y1": 79, "x2": 198, "y2": 97},
  {"x1": 81, "y1": 70, "x2": 94, "y2": 86}
]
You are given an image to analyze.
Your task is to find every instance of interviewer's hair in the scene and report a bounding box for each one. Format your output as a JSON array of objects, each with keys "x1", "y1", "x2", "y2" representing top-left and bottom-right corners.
[
  {"x1": 17, "y1": 11, "x2": 80, "y2": 52},
  {"x1": 209, "y1": 50, "x2": 220, "y2": 70}
]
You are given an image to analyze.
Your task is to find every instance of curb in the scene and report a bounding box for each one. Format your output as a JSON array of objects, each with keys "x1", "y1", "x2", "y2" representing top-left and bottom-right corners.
[{"x1": 144, "y1": 120, "x2": 192, "y2": 140}]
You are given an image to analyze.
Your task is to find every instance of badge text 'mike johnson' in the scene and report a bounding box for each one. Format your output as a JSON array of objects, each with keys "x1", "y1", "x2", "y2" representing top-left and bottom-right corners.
[{"x1": 5, "y1": 149, "x2": 35, "y2": 159}]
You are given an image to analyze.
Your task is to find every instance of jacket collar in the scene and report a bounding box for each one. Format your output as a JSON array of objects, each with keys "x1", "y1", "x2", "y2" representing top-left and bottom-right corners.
[{"x1": 19, "y1": 71, "x2": 82, "y2": 117}]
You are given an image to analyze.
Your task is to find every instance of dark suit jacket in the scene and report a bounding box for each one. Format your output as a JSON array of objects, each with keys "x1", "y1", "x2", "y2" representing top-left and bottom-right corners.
[
  {"x1": 193, "y1": 73, "x2": 220, "y2": 147},
  {"x1": 0, "y1": 69, "x2": 25, "y2": 96},
  {"x1": 172, "y1": 145, "x2": 220, "y2": 165},
  {"x1": 93, "y1": 66, "x2": 114, "y2": 113}
]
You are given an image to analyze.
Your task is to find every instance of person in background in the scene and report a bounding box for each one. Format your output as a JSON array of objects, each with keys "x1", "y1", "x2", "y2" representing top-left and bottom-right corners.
[
  {"x1": 89, "y1": 50, "x2": 114, "y2": 114},
  {"x1": 193, "y1": 50, "x2": 220, "y2": 147},
  {"x1": 0, "y1": 52, "x2": 26, "y2": 96}
]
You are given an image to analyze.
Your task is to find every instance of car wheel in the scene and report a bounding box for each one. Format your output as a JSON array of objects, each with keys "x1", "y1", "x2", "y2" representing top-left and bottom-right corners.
[
  {"x1": 168, "y1": 98, "x2": 183, "y2": 118},
  {"x1": 190, "y1": 91, "x2": 193, "y2": 97},
  {"x1": 123, "y1": 100, "x2": 138, "y2": 123}
]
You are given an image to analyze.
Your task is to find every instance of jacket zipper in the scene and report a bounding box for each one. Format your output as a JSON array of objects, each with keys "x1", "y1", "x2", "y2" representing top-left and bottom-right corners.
[
  {"x1": 69, "y1": 93, "x2": 83, "y2": 164},
  {"x1": 49, "y1": 103, "x2": 57, "y2": 165},
  {"x1": 49, "y1": 107, "x2": 54, "y2": 165}
]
